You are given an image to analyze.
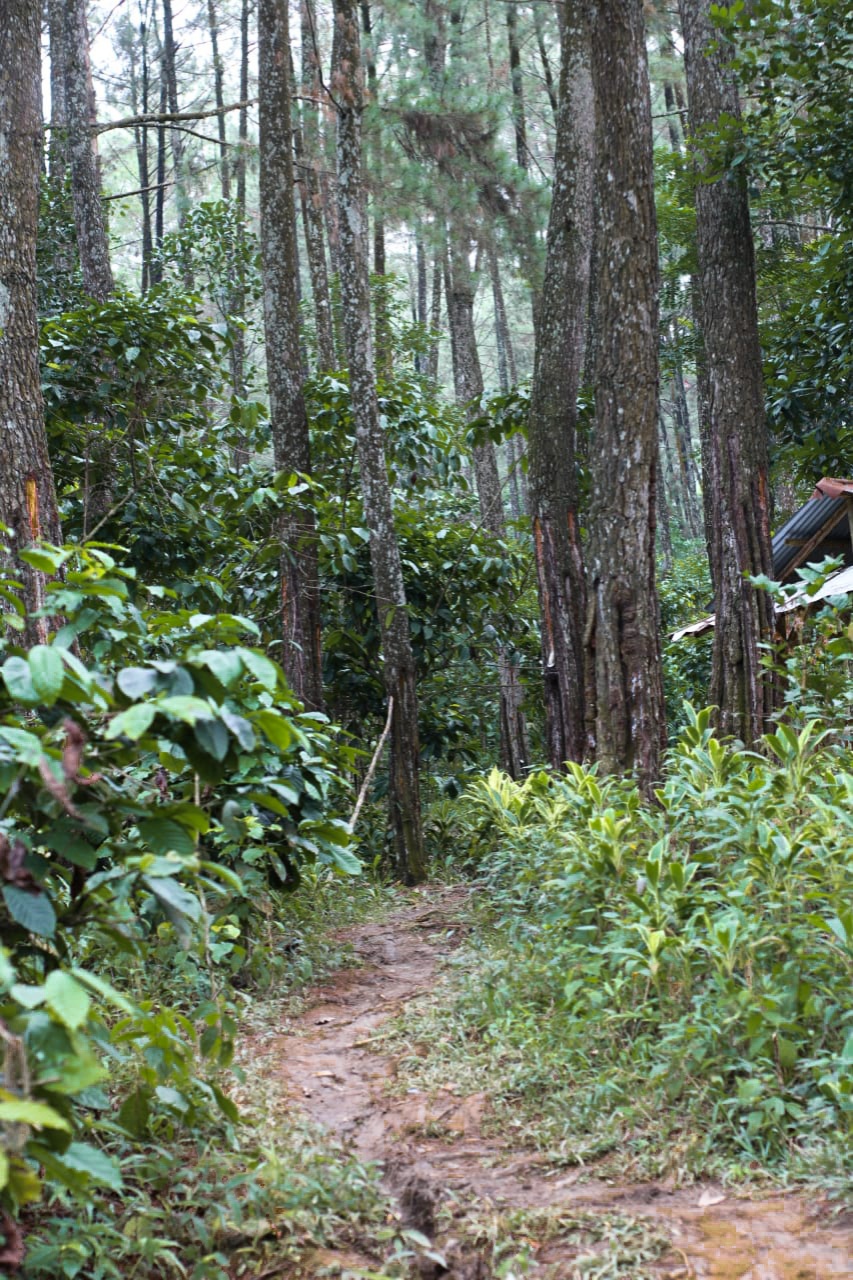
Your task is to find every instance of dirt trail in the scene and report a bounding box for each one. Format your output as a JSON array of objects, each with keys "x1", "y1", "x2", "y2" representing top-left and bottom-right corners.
[{"x1": 263, "y1": 888, "x2": 851, "y2": 1279}]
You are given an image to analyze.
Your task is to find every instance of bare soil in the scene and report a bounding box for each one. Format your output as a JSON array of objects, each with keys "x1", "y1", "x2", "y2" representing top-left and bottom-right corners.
[{"x1": 254, "y1": 887, "x2": 852, "y2": 1279}]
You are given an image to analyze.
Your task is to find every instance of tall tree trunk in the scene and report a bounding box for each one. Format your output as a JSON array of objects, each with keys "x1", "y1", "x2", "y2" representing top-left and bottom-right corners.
[
  {"x1": 161, "y1": 0, "x2": 191, "y2": 284},
  {"x1": 47, "y1": 0, "x2": 68, "y2": 187},
  {"x1": 298, "y1": 0, "x2": 336, "y2": 372},
  {"x1": 228, "y1": 0, "x2": 250, "y2": 441},
  {"x1": 534, "y1": 1, "x2": 558, "y2": 123},
  {"x1": 332, "y1": 0, "x2": 426, "y2": 882},
  {"x1": 151, "y1": 62, "x2": 167, "y2": 285},
  {"x1": 206, "y1": 0, "x2": 230, "y2": 200},
  {"x1": 489, "y1": 244, "x2": 522, "y2": 519},
  {"x1": 63, "y1": 0, "x2": 114, "y2": 300},
  {"x1": 127, "y1": 22, "x2": 153, "y2": 294},
  {"x1": 360, "y1": 0, "x2": 392, "y2": 378},
  {"x1": 505, "y1": 2, "x2": 528, "y2": 170},
  {"x1": 1, "y1": 0, "x2": 63, "y2": 643},
  {"x1": 585, "y1": 0, "x2": 666, "y2": 788},
  {"x1": 527, "y1": 0, "x2": 592, "y2": 770},
  {"x1": 258, "y1": 0, "x2": 324, "y2": 712},
  {"x1": 426, "y1": 246, "x2": 442, "y2": 382},
  {"x1": 448, "y1": 234, "x2": 528, "y2": 778},
  {"x1": 678, "y1": 0, "x2": 774, "y2": 743}
]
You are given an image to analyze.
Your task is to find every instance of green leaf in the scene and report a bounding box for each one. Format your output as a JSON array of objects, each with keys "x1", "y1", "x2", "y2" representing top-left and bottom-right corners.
[
  {"x1": 70, "y1": 967, "x2": 135, "y2": 1014},
  {"x1": 43, "y1": 970, "x2": 91, "y2": 1030},
  {"x1": 0, "y1": 1099, "x2": 70, "y2": 1131},
  {"x1": 198, "y1": 649, "x2": 244, "y2": 687},
  {"x1": 117, "y1": 1087, "x2": 151, "y2": 1138},
  {"x1": 0, "y1": 725, "x2": 45, "y2": 764},
  {"x1": 28, "y1": 646, "x2": 65, "y2": 704},
  {"x1": 42, "y1": 821, "x2": 98, "y2": 869},
  {"x1": 116, "y1": 666, "x2": 159, "y2": 698},
  {"x1": 221, "y1": 708, "x2": 255, "y2": 751},
  {"x1": 57, "y1": 1141, "x2": 122, "y2": 1190},
  {"x1": 10, "y1": 983, "x2": 46, "y2": 1009},
  {"x1": 240, "y1": 648, "x2": 279, "y2": 692},
  {"x1": 1, "y1": 655, "x2": 37, "y2": 702},
  {"x1": 3, "y1": 886, "x2": 56, "y2": 937},
  {"x1": 254, "y1": 709, "x2": 294, "y2": 750},
  {"x1": 0, "y1": 1149, "x2": 8, "y2": 1190},
  {"x1": 19, "y1": 546, "x2": 70, "y2": 573},
  {"x1": 139, "y1": 817, "x2": 196, "y2": 858},
  {"x1": 194, "y1": 716, "x2": 230, "y2": 762},
  {"x1": 106, "y1": 703, "x2": 156, "y2": 740},
  {"x1": 157, "y1": 694, "x2": 212, "y2": 723}
]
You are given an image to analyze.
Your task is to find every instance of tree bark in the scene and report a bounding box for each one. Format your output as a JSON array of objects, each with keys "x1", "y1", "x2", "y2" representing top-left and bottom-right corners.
[
  {"x1": 206, "y1": 0, "x2": 230, "y2": 200},
  {"x1": 63, "y1": 0, "x2": 114, "y2": 300},
  {"x1": 527, "y1": 0, "x2": 593, "y2": 770},
  {"x1": 0, "y1": 0, "x2": 63, "y2": 643},
  {"x1": 678, "y1": 0, "x2": 774, "y2": 744},
  {"x1": 299, "y1": 0, "x2": 336, "y2": 373},
  {"x1": 258, "y1": 0, "x2": 325, "y2": 713},
  {"x1": 426, "y1": 246, "x2": 442, "y2": 382},
  {"x1": 332, "y1": 0, "x2": 426, "y2": 882},
  {"x1": 360, "y1": 1, "x2": 392, "y2": 378},
  {"x1": 506, "y1": 2, "x2": 528, "y2": 170},
  {"x1": 585, "y1": 0, "x2": 666, "y2": 789},
  {"x1": 448, "y1": 234, "x2": 529, "y2": 779}
]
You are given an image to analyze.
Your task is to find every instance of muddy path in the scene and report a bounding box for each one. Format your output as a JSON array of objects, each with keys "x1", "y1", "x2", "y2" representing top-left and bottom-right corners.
[{"x1": 260, "y1": 888, "x2": 851, "y2": 1279}]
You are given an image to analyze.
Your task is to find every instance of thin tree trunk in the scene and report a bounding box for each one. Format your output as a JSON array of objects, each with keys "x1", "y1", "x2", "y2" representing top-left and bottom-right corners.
[
  {"x1": 332, "y1": 0, "x2": 426, "y2": 881},
  {"x1": 1, "y1": 0, "x2": 63, "y2": 643},
  {"x1": 258, "y1": 0, "x2": 325, "y2": 712},
  {"x1": 128, "y1": 22, "x2": 154, "y2": 294},
  {"x1": 151, "y1": 59, "x2": 167, "y2": 284},
  {"x1": 63, "y1": 0, "x2": 114, "y2": 299},
  {"x1": 48, "y1": 0, "x2": 68, "y2": 187},
  {"x1": 206, "y1": 0, "x2": 230, "y2": 200},
  {"x1": 360, "y1": 0, "x2": 391, "y2": 377},
  {"x1": 506, "y1": 2, "x2": 528, "y2": 170},
  {"x1": 534, "y1": 1, "x2": 558, "y2": 123},
  {"x1": 228, "y1": 0, "x2": 250, "y2": 443},
  {"x1": 585, "y1": 0, "x2": 666, "y2": 789},
  {"x1": 298, "y1": 0, "x2": 336, "y2": 372},
  {"x1": 527, "y1": 0, "x2": 592, "y2": 770},
  {"x1": 427, "y1": 247, "x2": 442, "y2": 382},
  {"x1": 448, "y1": 233, "x2": 528, "y2": 778},
  {"x1": 679, "y1": 0, "x2": 774, "y2": 743},
  {"x1": 161, "y1": 0, "x2": 191, "y2": 284},
  {"x1": 489, "y1": 244, "x2": 522, "y2": 518}
]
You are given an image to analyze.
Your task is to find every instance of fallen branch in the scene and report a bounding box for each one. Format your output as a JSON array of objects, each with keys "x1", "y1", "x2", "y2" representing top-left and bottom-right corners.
[{"x1": 349, "y1": 697, "x2": 394, "y2": 831}]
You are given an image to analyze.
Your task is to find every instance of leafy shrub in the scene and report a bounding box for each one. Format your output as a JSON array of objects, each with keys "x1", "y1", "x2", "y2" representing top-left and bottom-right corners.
[
  {"x1": 0, "y1": 541, "x2": 356, "y2": 1241},
  {"x1": 448, "y1": 706, "x2": 852, "y2": 1162}
]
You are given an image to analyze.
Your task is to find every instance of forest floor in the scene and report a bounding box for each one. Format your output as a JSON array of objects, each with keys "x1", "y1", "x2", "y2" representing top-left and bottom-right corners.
[{"x1": 241, "y1": 886, "x2": 852, "y2": 1280}]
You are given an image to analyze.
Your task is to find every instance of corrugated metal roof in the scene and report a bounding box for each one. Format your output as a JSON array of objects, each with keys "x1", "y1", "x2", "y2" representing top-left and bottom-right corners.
[{"x1": 771, "y1": 493, "x2": 850, "y2": 580}]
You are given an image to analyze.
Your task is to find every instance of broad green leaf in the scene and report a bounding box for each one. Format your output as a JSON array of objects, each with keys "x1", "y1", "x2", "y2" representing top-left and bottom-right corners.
[
  {"x1": 221, "y1": 708, "x2": 255, "y2": 751},
  {"x1": 1, "y1": 656, "x2": 37, "y2": 702},
  {"x1": 194, "y1": 716, "x2": 230, "y2": 762},
  {"x1": 199, "y1": 649, "x2": 244, "y2": 687},
  {"x1": 254, "y1": 709, "x2": 294, "y2": 750},
  {"x1": 18, "y1": 546, "x2": 70, "y2": 573},
  {"x1": 9, "y1": 983, "x2": 46, "y2": 1009},
  {"x1": 240, "y1": 648, "x2": 279, "y2": 692},
  {"x1": 0, "y1": 1099, "x2": 70, "y2": 1131},
  {"x1": 3, "y1": 886, "x2": 56, "y2": 937},
  {"x1": 139, "y1": 817, "x2": 196, "y2": 858},
  {"x1": 28, "y1": 646, "x2": 65, "y2": 704},
  {"x1": 116, "y1": 666, "x2": 159, "y2": 698},
  {"x1": 44, "y1": 970, "x2": 91, "y2": 1030},
  {"x1": 42, "y1": 821, "x2": 97, "y2": 869},
  {"x1": 117, "y1": 1087, "x2": 151, "y2": 1138},
  {"x1": 0, "y1": 1149, "x2": 8, "y2": 1190},
  {"x1": 157, "y1": 694, "x2": 212, "y2": 724},
  {"x1": 0, "y1": 725, "x2": 44, "y2": 764},
  {"x1": 105, "y1": 703, "x2": 156, "y2": 740},
  {"x1": 56, "y1": 1142, "x2": 122, "y2": 1191}
]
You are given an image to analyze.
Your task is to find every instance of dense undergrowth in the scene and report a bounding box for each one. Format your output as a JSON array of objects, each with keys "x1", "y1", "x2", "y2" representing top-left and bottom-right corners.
[{"x1": 388, "y1": 707, "x2": 853, "y2": 1191}]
